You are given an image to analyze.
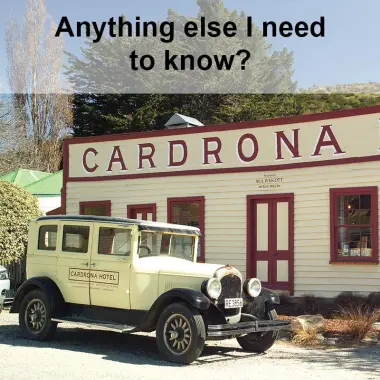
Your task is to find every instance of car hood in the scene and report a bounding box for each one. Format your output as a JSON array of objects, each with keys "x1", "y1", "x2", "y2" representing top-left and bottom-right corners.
[{"x1": 137, "y1": 256, "x2": 226, "y2": 278}]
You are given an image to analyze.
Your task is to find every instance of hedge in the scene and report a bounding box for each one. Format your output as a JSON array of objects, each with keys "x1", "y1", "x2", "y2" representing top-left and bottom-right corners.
[{"x1": 0, "y1": 181, "x2": 42, "y2": 263}]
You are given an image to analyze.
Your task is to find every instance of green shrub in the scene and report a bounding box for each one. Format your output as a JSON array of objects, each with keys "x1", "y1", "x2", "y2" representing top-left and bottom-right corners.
[{"x1": 0, "y1": 181, "x2": 42, "y2": 263}]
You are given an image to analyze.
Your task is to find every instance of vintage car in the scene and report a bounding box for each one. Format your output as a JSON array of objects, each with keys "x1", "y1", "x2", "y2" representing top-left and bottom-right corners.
[{"x1": 10, "y1": 215, "x2": 290, "y2": 364}]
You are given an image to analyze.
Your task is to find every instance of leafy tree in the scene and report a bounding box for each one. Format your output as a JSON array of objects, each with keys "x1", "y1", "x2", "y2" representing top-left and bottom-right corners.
[
  {"x1": 66, "y1": 0, "x2": 380, "y2": 137},
  {"x1": 213, "y1": 93, "x2": 380, "y2": 123},
  {"x1": 71, "y1": 91, "x2": 380, "y2": 137},
  {"x1": 66, "y1": 0, "x2": 296, "y2": 136},
  {"x1": 0, "y1": 181, "x2": 42, "y2": 263}
]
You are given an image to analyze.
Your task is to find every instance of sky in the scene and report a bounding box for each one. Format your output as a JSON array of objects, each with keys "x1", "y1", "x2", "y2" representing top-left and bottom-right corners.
[{"x1": 0, "y1": 0, "x2": 379, "y2": 92}]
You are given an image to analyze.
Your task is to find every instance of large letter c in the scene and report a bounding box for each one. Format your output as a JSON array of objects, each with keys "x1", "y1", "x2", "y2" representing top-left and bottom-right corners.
[{"x1": 83, "y1": 148, "x2": 99, "y2": 173}]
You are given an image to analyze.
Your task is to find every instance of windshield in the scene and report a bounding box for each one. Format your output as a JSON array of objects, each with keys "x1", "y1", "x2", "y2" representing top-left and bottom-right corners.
[{"x1": 138, "y1": 231, "x2": 195, "y2": 261}]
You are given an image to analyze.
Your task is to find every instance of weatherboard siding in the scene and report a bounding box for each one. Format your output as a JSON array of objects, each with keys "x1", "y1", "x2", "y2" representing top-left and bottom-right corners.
[{"x1": 66, "y1": 160, "x2": 380, "y2": 298}]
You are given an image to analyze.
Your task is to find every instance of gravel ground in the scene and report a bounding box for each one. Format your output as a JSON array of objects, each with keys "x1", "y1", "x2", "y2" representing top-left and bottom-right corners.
[{"x1": 1, "y1": 310, "x2": 379, "y2": 380}]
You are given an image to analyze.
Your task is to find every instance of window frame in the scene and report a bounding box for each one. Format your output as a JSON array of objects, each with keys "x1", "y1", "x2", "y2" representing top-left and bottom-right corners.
[
  {"x1": 127, "y1": 203, "x2": 157, "y2": 221},
  {"x1": 79, "y1": 200, "x2": 111, "y2": 216},
  {"x1": 37, "y1": 225, "x2": 58, "y2": 252},
  {"x1": 167, "y1": 196, "x2": 205, "y2": 263},
  {"x1": 138, "y1": 230, "x2": 196, "y2": 261},
  {"x1": 330, "y1": 186, "x2": 378, "y2": 264},
  {"x1": 62, "y1": 224, "x2": 91, "y2": 254},
  {"x1": 98, "y1": 226, "x2": 133, "y2": 257}
]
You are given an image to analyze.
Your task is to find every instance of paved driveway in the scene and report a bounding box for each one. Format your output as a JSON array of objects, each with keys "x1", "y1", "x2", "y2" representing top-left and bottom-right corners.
[{"x1": 0, "y1": 312, "x2": 379, "y2": 380}]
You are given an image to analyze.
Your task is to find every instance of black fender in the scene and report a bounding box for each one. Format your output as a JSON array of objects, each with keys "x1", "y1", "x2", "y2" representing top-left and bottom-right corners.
[
  {"x1": 9, "y1": 277, "x2": 66, "y2": 316},
  {"x1": 138, "y1": 288, "x2": 211, "y2": 331},
  {"x1": 241, "y1": 287, "x2": 280, "y2": 320},
  {"x1": 200, "y1": 302, "x2": 227, "y2": 325}
]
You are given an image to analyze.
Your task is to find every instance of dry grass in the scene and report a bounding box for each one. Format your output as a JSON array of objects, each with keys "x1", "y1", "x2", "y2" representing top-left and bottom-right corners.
[
  {"x1": 292, "y1": 327, "x2": 320, "y2": 346},
  {"x1": 338, "y1": 304, "x2": 379, "y2": 342}
]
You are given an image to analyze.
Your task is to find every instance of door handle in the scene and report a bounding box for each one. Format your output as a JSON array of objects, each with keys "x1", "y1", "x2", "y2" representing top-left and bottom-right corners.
[
  {"x1": 81, "y1": 262, "x2": 89, "y2": 267},
  {"x1": 89, "y1": 263, "x2": 96, "y2": 267}
]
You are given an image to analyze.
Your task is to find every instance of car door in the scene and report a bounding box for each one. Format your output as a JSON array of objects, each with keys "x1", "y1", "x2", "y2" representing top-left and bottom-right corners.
[
  {"x1": 56, "y1": 221, "x2": 93, "y2": 305},
  {"x1": 89, "y1": 224, "x2": 133, "y2": 309}
]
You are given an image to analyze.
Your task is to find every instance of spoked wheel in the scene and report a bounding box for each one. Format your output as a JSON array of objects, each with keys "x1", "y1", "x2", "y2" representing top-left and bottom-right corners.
[
  {"x1": 19, "y1": 290, "x2": 57, "y2": 340},
  {"x1": 236, "y1": 307, "x2": 279, "y2": 353},
  {"x1": 164, "y1": 314, "x2": 192, "y2": 354},
  {"x1": 25, "y1": 299, "x2": 47, "y2": 333},
  {"x1": 156, "y1": 302, "x2": 206, "y2": 364}
]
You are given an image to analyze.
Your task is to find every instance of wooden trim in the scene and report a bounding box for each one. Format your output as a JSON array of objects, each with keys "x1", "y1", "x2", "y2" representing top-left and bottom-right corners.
[
  {"x1": 62, "y1": 106, "x2": 380, "y2": 216},
  {"x1": 272, "y1": 197, "x2": 278, "y2": 287},
  {"x1": 127, "y1": 204, "x2": 157, "y2": 221},
  {"x1": 246, "y1": 193, "x2": 294, "y2": 296},
  {"x1": 46, "y1": 207, "x2": 62, "y2": 216},
  {"x1": 66, "y1": 154, "x2": 380, "y2": 183},
  {"x1": 329, "y1": 261, "x2": 379, "y2": 265},
  {"x1": 65, "y1": 105, "x2": 380, "y2": 145},
  {"x1": 329, "y1": 186, "x2": 378, "y2": 264},
  {"x1": 167, "y1": 196, "x2": 205, "y2": 263},
  {"x1": 288, "y1": 195, "x2": 295, "y2": 296},
  {"x1": 62, "y1": 137, "x2": 69, "y2": 214},
  {"x1": 79, "y1": 200, "x2": 112, "y2": 217}
]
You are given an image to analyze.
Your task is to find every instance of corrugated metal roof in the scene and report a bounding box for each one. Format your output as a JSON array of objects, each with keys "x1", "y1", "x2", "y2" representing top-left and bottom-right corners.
[
  {"x1": 24, "y1": 171, "x2": 63, "y2": 196},
  {"x1": 0, "y1": 169, "x2": 51, "y2": 188}
]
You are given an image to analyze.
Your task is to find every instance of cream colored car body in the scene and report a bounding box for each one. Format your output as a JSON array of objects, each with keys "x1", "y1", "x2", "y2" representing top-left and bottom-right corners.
[
  {"x1": 26, "y1": 217, "x2": 233, "y2": 312},
  {"x1": 13, "y1": 216, "x2": 288, "y2": 365}
]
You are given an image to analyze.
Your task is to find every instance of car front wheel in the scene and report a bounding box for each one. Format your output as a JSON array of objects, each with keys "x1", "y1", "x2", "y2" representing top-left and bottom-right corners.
[
  {"x1": 19, "y1": 289, "x2": 57, "y2": 341},
  {"x1": 156, "y1": 302, "x2": 206, "y2": 364},
  {"x1": 236, "y1": 307, "x2": 279, "y2": 353}
]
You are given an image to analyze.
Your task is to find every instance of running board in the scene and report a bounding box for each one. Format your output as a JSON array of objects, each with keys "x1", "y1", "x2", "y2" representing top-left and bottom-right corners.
[{"x1": 51, "y1": 317, "x2": 137, "y2": 333}]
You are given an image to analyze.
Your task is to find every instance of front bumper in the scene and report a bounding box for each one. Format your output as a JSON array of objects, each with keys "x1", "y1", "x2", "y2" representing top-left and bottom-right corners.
[
  {"x1": 0, "y1": 280, "x2": 13, "y2": 308},
  {"x1": 207, "y1": 319, "x2": 291, "y2": 337}
]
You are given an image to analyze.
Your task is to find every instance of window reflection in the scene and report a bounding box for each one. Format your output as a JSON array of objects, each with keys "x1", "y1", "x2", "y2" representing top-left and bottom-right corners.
[{"x1": 336, "y1": 194, "x2": 372, "y2": 257}]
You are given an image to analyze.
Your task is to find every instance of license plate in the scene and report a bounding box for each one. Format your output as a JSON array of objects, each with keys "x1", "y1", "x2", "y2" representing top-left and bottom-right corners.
[{"x1": 224, "y1": 298, "x2": 243, "y2": 309}]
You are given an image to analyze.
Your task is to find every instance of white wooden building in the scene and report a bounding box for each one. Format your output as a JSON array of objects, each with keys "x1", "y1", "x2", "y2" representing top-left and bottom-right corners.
[{"x1": 61, "y1": 106, "x2": 380, "y2": 297}]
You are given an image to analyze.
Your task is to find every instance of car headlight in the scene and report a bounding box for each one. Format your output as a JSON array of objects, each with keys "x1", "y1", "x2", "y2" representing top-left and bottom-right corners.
[
  {"x1": 203, "y1": 278, "x2": 222, "y2": 300},
  {"x1": 0, "y1": 270, "x2": 8, "y2": 280},
  {"x1": 244, "y1": 278, "x2": 262, "y2": 298}
]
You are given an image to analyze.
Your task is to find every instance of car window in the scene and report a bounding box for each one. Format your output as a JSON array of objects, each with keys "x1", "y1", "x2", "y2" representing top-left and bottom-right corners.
[
  {"x1": 38, "y1": 225, "x2": 58, "y2": 251},
  {"x1": 98, "y1": 227, "x2": 132, "y2": 256},
  {"x1": 139, "y1": 231, "x2": 195, "y2": 261},
  {"x1": 62, "y1": 225, "x2": 90, "y2": 253}
]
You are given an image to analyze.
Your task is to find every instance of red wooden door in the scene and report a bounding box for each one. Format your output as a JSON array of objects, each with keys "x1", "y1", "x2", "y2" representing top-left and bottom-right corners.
[
  {"x1": 127, "y1": 204, "x2": 156, "y2": 222},
  {"x1": 247, "y1": 194, "x2": 294, "y2": 295}
]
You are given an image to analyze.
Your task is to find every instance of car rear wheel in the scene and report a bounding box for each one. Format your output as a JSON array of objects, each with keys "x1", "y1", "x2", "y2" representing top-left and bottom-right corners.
[
  {"x1": 236, "y1": 307, "x2": 279, "y2": 353},
  {"x1": 156, "y1": 302, "x2": 206, "y2": 364},
  {"x1": 19, "y1": 290, "x2": 57, "y2": 341}
]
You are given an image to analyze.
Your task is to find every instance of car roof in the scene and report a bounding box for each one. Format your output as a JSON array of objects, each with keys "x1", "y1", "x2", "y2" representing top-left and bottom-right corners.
[{"x1": 35, "y1": 215, "x2": 201, "y2": 235}]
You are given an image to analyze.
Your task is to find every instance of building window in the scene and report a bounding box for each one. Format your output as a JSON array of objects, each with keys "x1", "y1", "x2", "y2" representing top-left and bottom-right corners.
[
  {"x1": 167, "y1": 197, "x2": 205, "y2": 262},
  {"x1": 62, "y1": 225, "x2": 90, "y2": 253},
  {"x1": 80, "y1": 201, "x2": 111, "y2": 216},
  {"x1": 127, "y1": 204, "x2": 156, "y2": 221},
  {"x1": 38, "y1": 225, "x2": 58, "y2": 251},
  {"x1": 98, "y1": 228, "x2": 132, "y2": 256},
  {"x1": 330, "y1": 187, "x2": 378, "y2": 263}
]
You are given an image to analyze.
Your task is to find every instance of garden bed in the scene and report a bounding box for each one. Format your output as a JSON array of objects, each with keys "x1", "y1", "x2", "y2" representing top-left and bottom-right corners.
[
  {"x1": 278, "y1": 314, "x2": 380, "y2": 347},
  {"x1": 276, "y1": 293, "x2": 380, "y2": 348}
]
